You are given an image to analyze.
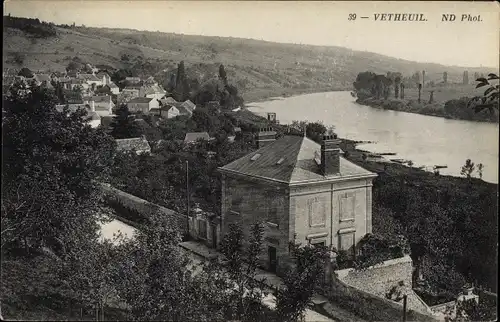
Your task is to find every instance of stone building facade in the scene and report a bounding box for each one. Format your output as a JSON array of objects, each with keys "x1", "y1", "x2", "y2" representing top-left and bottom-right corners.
[{"x1": 219, "y1": 130, "x2": 377, "y2": 275}]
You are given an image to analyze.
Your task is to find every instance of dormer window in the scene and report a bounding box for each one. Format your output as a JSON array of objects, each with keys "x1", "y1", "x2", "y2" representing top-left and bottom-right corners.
[
  {"x1": 276, "y1": 157, "x2": 285, "y2": 165},
  {"x1": 250, "y1": 153, "x2": 261, "y2": 161}
]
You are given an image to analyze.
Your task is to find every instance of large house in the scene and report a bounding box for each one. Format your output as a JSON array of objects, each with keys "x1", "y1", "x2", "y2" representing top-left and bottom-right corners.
[
  {"x1": 127, "y1": 97, "x2": 159, "y2": 114},
  {"x1": 218, "y1": 130, "x2": 377, "y2": 274}
]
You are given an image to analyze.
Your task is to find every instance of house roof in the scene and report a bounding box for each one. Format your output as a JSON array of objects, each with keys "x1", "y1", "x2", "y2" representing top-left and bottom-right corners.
[
  {"x1": 184, "y1": 132, "x2": 210, "y2": 143},
  {"x1": 77, "y1": 74, "x2": 100, "y2": 82},
  {"x1": 177, "y1": 105, "x2": 193, "y2": 116},
  {"x1": 161, "y1": 96, "x2": 178, "y2": 105},
  {"x1": 83, "y1": 95, "x2": 112, "y2": 103},
  {"x1": 108, "y1": 81, "x2": 119, "y2": 89},
  {"x1": 96, "y1": 72, "x2": 110, "y2": 78},
  {"x1": 115, "y1": 137, "x2": 151, "y2": 153},
  {"x1": 128, "y1": 97, "x2": 153, "y2": 104},
  {"x1": 181, "y1": 100, "x2": 196, "y2": 112},
  {"x1": 143, "y1": 84, "x2": 166, "y2": 95},
  {"x1": 219, "y1": 135, "x2": 376, "y2": 184},
  {"x1": 123, "y1": 86, "x2": 141, "y2": 91}
]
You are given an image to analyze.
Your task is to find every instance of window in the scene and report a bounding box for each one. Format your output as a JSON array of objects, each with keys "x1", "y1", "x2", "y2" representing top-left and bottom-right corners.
[
  {"x1": 338, "y1": 229, "x2": 356, "y2": 258},
  {"x1": 311, "y1": 241, "x2": 326, "y2": 248},
  {"x1": 250, "y1": 153, "x2": 261, "y2": 161},
  {"x1": 340, "y1": 193, "x2": 355, "y2": 222},
  {"x1": 308, "y1": 196, "x2": 326, "y2": 227}
]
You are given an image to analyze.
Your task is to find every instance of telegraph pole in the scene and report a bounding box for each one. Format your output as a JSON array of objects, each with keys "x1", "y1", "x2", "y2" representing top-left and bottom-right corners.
[{"x1": 186, "y1": 160, "x2": 190, "y2": 237}]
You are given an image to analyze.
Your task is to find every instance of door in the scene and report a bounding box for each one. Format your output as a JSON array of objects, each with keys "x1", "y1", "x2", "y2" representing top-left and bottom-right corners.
[
  {"x1": 268, "y1": 246, "x2": 277, "y2": 273},
  {"x1": 211, "y1": 225, "x2": 217, "y2": 249}
]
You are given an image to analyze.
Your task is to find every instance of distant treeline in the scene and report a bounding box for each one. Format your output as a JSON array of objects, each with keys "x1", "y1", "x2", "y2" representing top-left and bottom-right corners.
[
  {"x1": 353, "y1": 71, "x2": 498, "y2": 123},
  {"x1": 3, "y1": 15, "x2": 57, "y2": 38}
]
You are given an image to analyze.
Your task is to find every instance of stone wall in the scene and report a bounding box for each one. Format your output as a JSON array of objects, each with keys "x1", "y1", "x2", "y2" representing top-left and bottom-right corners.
[
  {"x1": 221, "y1": 173, "x2": 292, "y2": 274},
  {"x1": 323, "y1": 275, "x2": 437, "y2": 322},
  {"x1": 100, "y1": 183, "x2": 187, "y2": 231},
  {"x1": 334, "y1": 255, "x2": 435, "y2": 317}
]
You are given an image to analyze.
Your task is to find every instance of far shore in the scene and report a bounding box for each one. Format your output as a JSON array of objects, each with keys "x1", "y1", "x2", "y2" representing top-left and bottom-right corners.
[{"x1": 241, "y1": 86, "x2": 349, "y2": 104}]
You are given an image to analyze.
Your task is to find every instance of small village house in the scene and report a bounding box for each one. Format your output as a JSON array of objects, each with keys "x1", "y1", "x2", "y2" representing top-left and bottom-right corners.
[
  {"x1": 127, "y1": 97, "x2": 159, "y2": 114},
  {"x1": 54, "y1": 104, "x2": 101, "y2": 128},
  {"x1": 218, "y1": 130, "x2": 377, "y2": 274},
  {"x1": 118, "y1": 86, "x2": 141, "y2": 104},
  {"x1": 83, "y1": 95, "x2": 115, "y2": 116},
  {"x1": 77, "y1": 73, "x2": 103, "y2": 90},
  {"x1": 115, "y1": 136, "x2": 151, "y2": 155},
  {"x1": 160, "y1": 96, "x2": 178, "y2": 106},
  {"x1": 125, "y1": 76, "x2": 141, "y2": 85},
  {"x1": 151, "y1": 105, "x2": 179, "y2": 118},
  {"x1": 108, "y1": 81, "x2": 120, "y2": 95},
  {"x1": 142, "y1": 84, "x2": 166, "y2": 100},
  {"x1": 96, "y1": 71, "x2": 111, "y2": 86}
]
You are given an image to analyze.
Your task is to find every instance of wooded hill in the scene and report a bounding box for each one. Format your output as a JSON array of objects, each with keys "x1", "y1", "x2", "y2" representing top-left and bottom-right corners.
[{"x1": 3, "y1": 16, "x2": 493, "y2": 101}]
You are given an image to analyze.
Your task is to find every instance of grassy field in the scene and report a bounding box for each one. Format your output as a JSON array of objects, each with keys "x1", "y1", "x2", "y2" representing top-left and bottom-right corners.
[
  {"x1": 401, "y1": 84, "x2": 484, "y2": 103},
  {"x1": 3, "y1": 22, "x2": 494, "y2": 103}
]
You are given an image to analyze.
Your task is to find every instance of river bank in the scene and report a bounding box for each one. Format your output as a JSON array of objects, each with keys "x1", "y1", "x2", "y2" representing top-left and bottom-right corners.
[
  {"x1": 356, "y1": 97, "x2": 499, "y2": 123},
  {"x1": 241, "y1": 85, "x2": 349, "y2": 104}
]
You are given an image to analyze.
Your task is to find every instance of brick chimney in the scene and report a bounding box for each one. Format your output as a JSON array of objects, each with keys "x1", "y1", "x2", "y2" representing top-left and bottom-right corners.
[
  {"x1": 320, "y1": 134, "x2": 341, "y2": 176},
  {"x1": 257, "y1": 127, "x2": 276, "y2": 148}
]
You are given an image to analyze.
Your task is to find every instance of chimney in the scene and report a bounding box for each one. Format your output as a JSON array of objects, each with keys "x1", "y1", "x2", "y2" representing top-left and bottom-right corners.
[
  {"x1": 257, "y1": 127, "x2": 276, "y2": 148},
  {"x1": 91, "y1": 100, "x2": 95, "y2": 112},
  {"x1": 267, "y1": 112, "x2": 277, "y2": 123},
  {"x1": 321, "y1": 134, "x2": 341, "y2": 176}
]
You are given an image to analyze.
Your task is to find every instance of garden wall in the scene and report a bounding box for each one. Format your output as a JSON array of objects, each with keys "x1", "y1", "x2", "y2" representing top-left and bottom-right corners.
[
  {"x1": 99, "y1": 183, "x2": 187, "y2": 231},
  {"x1": 320, "y1": 256, "x2": 437, "y2": 321}
]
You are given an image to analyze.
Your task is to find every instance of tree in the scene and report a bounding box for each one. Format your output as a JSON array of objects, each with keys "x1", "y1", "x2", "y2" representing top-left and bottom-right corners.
[
  {"x1": 418, "y1": 83, "x2": 422, "y2": 103},
  {"x1": 400, "y1": 83, "x2": 405, "y2": 99},
  {"x1": 460, "y1": 159, "x2": 475, "y2": 180},
  {"x1": 443, "y1": 72, "x2": 448, "y2": 84},
  {"x1": 174, "y1": 61, "x2": 189, "y2": 101},
  {"x1": 17, "y1": 67, "x2": 34, "y2": 78},
  {"x1": 463, "y1": 71, "x2": 469, "y2": 85},
  {"x1": 275, "y1": 242, "x2": 328, "y2": 322},
  {"x1": 394, "y1": 76, "x2": 401, "y2": 99},
  {"x1": 109, "y1": 105, "x2": 143, "y2": 139},
  {"x1": 477, "y1": 163, "x2": 484, "y2": 180},
  {"x1": 2, "y1": 83, "x2": 116, "y2": 256},
  {"x1": 220, "y1": 223, "x2": 266, "y2": 321},
  {"x1": 219, "y1": 64, "x2": 228, "y2": 86},
  {"x1": 428, "y1": 91, "x2": 434, "y2": 104},
  {"x1": 468, "y1": 73, "x2": 499, "y2": 114}
]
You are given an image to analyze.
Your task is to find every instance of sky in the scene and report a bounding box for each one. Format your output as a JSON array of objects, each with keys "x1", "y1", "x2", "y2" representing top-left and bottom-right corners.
[{"x1": 4, "y1": 1, "x2": 499, "y2": 68}]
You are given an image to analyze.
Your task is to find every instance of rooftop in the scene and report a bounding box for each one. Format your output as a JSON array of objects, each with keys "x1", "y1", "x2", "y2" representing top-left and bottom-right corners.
[
  {"x1": 115, "y1": 137, "x2": 151, "y2": 153},
  {"x1": 83, "y1": 95, "x2": 112, "y2": 103},
  {"x1": 128, "y1": 97, "x2": 153, "y2": 104},
  {"x1": 184, "y1": 132, "x2": 210, "y2": 144},
  {"x1": 219, "y1": 135, "x2": 376, "y2": 184}
]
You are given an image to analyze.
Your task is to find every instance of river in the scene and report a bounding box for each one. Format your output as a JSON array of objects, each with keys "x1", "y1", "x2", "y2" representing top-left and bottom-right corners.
[{"x1": 247, "y1": 91, "x2": 498, "y2": 184}]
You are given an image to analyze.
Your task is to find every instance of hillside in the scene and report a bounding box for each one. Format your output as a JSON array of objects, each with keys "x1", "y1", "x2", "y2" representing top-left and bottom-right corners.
[{"x1": 3, "y1": 22, "x2": 494, "y2": 102}]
